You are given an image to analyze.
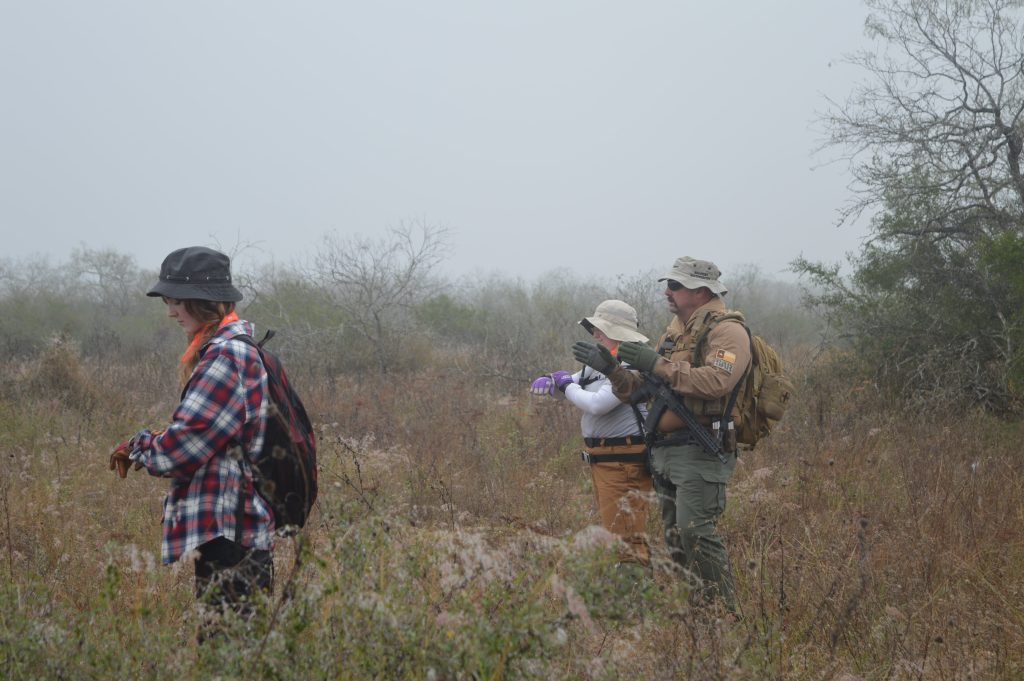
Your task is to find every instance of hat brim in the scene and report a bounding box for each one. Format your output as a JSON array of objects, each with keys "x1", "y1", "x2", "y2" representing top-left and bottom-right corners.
[
  {"x1": 147, "y1": 280, "x2": 243, "y2": 303},
  {"x1": 658, "y1": 274, "x2": 728, "y2": 296},
  {"x1": 579, "y1": 316, "x2": 649, "y2": 343}
]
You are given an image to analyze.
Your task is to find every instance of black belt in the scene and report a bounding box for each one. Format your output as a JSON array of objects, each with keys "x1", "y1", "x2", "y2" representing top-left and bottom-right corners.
[
  {"x1": 581, "y1": 451, "x2": 647, "y2": 464},
  {"x1": 583, "y1": 435, "x2": 645, "y2": 448},
  {"x1": 648, "y1": 431, "x2": 699, "y2": 448}
]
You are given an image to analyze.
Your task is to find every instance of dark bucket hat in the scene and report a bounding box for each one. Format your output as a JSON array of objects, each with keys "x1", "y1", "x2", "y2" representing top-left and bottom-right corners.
[{"x1": 146, "y1": 246, "x2": 243, "y2": 302}]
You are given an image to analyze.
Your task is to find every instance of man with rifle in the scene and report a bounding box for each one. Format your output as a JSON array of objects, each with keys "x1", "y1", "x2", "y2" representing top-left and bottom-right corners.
[{"x1": 572, "y1": 256, "x2": 750, "y2": 611}]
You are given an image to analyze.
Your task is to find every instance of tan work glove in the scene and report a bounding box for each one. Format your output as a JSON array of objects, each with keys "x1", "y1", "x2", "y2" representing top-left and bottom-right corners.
[{"x1": 109, "y1": 441, "x2": 142, "y2": 478}]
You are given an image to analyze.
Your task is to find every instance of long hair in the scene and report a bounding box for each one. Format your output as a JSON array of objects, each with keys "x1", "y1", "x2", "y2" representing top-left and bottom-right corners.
[{"x1": 178, "y1": 300, "x2": 236, "y2": 386}]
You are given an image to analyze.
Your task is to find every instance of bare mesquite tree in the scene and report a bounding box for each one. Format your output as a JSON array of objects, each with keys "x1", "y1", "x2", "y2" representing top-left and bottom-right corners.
[
  {"x1": 613, "y1": 268, "x2": 663, "y2": 341},
  {"x1": 66, "y1": 246, "x2": 145, "y2": 315},
  {"x1": 822, "y1": 0, "x2": 1024, "y2": 233},
  {"x1": 311, "y1": 221, "x2": 451, "y2": 374},
  {"x1": 802, "y1": 0, "x2": 1024, "y2": 411}
]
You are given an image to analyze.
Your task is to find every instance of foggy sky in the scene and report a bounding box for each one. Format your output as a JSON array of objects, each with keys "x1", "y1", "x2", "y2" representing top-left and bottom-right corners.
[{"x1": 1, "y1": 1, "x2": 874, "y2": 281}]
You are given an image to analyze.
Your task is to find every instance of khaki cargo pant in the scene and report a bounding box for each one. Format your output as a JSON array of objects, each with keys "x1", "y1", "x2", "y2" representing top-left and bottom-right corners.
[
  {"x1": 589, "y1": 459, "x2": 653, "y2": 566},
  {"x1": 650, "y1": 441, "x2": 737, "y2": 610}
]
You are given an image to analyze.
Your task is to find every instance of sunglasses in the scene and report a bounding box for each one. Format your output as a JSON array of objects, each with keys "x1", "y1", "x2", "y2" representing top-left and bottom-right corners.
[{"x1": 666, "y1": 280, "x2": 684, "y2": 291}]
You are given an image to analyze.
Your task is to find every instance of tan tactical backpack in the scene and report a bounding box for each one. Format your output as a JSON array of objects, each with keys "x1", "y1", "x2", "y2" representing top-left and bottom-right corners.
[{"x1": 694, "y1": 313, "x2": 794, "y2": 449}]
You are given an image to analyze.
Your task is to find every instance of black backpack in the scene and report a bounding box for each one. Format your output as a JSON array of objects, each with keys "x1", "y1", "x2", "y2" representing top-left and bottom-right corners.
[{"x1": 233, "y1": 330, "x2": 318, "y2": 530}]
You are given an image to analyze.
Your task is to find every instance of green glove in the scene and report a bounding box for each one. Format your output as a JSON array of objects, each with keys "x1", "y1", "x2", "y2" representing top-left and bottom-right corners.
[
  {"x1": 617, "y1": 341, "x2": 659, "y2": 373},
  {"x1": 571, "y1": 341, "x2": 618, "y2": 375}
]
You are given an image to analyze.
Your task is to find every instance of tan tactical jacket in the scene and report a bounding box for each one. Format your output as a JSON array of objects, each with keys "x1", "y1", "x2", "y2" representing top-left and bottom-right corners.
[{"x1": 609, "y1": 298, "x2": 751, "y2": 434}]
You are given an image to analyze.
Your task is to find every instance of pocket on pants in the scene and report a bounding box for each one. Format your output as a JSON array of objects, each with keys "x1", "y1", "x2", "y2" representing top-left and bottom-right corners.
[
  {"x1": 624, "y1": 461, "x2": 647, "y2": 484},
  {"x1": 698, "y1": 472, "x2": 727, "y2": 515}
]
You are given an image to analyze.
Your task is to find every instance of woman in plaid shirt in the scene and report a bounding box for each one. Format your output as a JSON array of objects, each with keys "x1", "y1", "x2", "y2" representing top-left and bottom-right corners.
[{"x1": 110, "y1": 246, "x2": 274, "y2": 635}]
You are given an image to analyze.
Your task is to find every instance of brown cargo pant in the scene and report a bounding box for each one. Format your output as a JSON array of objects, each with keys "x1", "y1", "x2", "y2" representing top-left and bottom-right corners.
[{"x1": 589, "y1": 459, "x2": 653, "y2": 566}]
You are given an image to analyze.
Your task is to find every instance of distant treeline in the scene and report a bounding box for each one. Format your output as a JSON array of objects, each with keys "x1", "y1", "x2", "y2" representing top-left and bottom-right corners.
[{"x1": 0, "y1": 238, "x2": 822, "y2": 386}]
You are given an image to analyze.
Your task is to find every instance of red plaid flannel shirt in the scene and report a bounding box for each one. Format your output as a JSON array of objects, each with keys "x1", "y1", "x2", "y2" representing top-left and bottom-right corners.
[{"x1": 131, "y1": 320, "x2": 275, "y2": 564}]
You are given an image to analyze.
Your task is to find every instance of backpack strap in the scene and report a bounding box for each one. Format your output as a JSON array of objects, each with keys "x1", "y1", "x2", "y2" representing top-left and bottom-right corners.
[
  {"x1": 225, "y1": 330, "x2": 276, "y2": 543},
  {"x1": 712, "y1": 320, "x2": 753, "y2": 451},
  {"x1": 630, "y1": 403, "x2": 646, "y2": 437},
  {"x1": 692, "y1": 311, "x2": 745, "y2": 369},
  {"x1": 232, "y1": 329, "x2": 275, "y2": 351},
  {"x1": 577, "y1": 366, "x2": 599, "y2": 389}
]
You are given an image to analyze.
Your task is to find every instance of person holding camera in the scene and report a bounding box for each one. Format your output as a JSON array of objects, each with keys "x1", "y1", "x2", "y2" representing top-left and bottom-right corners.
[{"x1": 531, "y1": 299, "x2": 653, "y2": 568}]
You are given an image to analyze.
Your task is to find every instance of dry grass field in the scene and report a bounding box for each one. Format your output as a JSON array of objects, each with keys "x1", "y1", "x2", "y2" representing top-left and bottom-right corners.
[{"x1": 2, "y1": 338, "x2": 1022, "y2": 679}]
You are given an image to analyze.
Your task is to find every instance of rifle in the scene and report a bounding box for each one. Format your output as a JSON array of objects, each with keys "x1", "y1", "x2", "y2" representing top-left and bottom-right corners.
[{"x1": 630, "y1": 372, "x2": 729, "y2": 465}]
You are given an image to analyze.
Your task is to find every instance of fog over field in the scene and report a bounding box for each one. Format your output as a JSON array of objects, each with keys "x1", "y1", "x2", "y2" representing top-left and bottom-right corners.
[{"x1": 1, "y1": 1, "x2": 872, "y2": 279}]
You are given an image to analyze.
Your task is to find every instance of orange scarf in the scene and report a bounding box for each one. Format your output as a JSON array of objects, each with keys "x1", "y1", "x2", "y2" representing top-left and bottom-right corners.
[{"x1": 180, "y1": 311, "x2": 239, "y2": 366}]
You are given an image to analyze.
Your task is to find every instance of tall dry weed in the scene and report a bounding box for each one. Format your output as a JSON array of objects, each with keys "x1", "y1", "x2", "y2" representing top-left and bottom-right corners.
[{"x1": 2, "y1": 345, "x2": 1023, "y2": 679}]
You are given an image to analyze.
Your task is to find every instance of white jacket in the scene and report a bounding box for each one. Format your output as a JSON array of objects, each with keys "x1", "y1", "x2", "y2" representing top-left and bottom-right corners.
[{"x1": 563, "y1": 367, "x2": 646, "y2": 440}]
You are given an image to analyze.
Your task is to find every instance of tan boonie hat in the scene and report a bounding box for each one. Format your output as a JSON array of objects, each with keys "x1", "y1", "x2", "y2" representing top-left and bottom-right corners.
[
  {"x1": 658, "y1": 256, "x2": 728, "y2": 296},
  {"x1": 579, "y1": 299, "x2": 649, "y2": 343}
]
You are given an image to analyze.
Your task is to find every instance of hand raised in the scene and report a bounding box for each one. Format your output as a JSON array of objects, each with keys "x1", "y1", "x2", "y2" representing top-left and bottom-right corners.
[
  {"x1": 571, "y1": 341, "x2": 617, "y2": 375},
  {"x1": 617, "y1": 341, "x2": 659, "y2": 372}
]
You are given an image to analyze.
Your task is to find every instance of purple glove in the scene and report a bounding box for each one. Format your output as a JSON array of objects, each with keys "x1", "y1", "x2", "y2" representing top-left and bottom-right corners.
[
  {"x1": 530, "y1": 374, "x2": 556, "y2": 396},
  {"x1": 550, "y1": 370, "x2": 573, "y2": 392}
]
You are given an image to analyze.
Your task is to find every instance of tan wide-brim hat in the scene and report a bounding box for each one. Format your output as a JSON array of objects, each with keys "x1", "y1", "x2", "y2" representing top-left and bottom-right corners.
[
  {"x1": 579, "y1": 299, "x2": 649, "y2": 343},
  {"x1": 658, "y1": 256, "x2": 728, "y2": 295}
]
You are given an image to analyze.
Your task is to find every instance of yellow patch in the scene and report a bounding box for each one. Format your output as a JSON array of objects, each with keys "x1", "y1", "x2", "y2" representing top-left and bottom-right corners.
[{"x1": 715, "y1": 349, "x2": 737, "y2": 364}]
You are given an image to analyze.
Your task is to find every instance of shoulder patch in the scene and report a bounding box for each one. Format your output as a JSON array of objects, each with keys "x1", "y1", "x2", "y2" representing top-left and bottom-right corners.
[
  {"x1": 712, "y1": 356, "x2": 735, "y2": 374},
  {"x1": 715, "y1": 349, "x2": 737, "y2": 364}
]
